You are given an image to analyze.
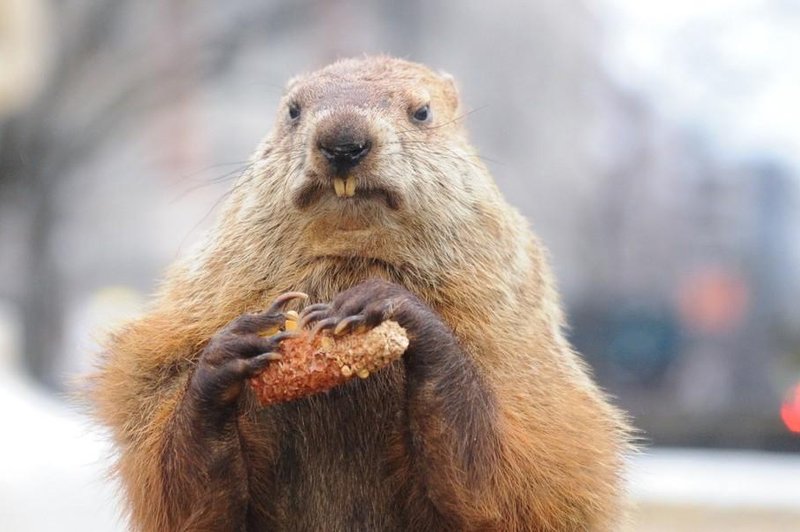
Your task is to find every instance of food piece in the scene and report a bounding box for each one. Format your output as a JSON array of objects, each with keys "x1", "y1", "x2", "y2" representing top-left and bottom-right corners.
[
  {"x1": 249, "y1": 320, "x2": 408, "y2": 405},
  {"x1": 284, "y1": 310, "x2": 299, "y2": 331}
]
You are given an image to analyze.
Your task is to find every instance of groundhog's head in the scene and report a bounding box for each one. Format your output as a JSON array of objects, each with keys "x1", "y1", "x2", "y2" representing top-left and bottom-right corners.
[
  {"x1": 230, "y1": 56, "x2": 507, "y2": 273},
  {"x1": 275, "y1": 56, "x2": 465, "y2": 211}
]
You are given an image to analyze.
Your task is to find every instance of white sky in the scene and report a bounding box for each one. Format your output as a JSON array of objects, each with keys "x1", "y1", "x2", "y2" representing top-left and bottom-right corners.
[{"x1": 594, "y1": 0, "x2": 800, "y2": 168}]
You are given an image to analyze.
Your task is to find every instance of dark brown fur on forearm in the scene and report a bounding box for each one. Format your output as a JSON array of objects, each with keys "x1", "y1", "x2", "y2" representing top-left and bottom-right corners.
[
  {"x1": 389, "y1": 290, "x2": 502, "y2": 529},
  {"x1": 158, "y1": 383, "x2": 249, "y2": 531}
]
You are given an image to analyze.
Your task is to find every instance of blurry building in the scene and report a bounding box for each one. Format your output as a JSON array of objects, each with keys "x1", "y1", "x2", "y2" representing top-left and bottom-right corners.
[{"x1": 570, "y1": 84, "x2": 800, "y2": 449}]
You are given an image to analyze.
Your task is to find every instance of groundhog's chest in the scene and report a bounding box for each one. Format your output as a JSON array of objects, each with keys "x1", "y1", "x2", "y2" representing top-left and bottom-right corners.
[{"x1": 251, "y1": 366, "x2": 410, "y2": 530}]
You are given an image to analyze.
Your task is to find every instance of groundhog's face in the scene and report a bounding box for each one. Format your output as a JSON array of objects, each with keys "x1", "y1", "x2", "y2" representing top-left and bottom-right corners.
[{"x1": 260, "y1": 57, "x2": 478, "y2": 234}]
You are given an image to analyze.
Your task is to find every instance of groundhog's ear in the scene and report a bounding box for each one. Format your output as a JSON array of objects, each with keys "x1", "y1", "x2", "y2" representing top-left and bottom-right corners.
[
  {"x1": 285, "y1": 75, "x2": 302, "y2": 93},
  {"x1": 438, "y1": 71, "x2": 461, "y2": 113}
]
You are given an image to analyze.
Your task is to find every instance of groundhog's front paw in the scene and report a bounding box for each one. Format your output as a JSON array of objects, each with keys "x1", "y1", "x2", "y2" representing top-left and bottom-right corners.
[
  {"x1": 189, "y1": 292, "x2": 307, "y2": 412},
  {"x1": 298, "y1": 279, "x2": 433, "y2": 341}
]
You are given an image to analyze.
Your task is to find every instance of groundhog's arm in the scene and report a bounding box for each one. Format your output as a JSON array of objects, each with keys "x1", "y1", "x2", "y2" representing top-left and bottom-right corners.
[
  {"x1": 301, "y1": 279, "x2": 502, "y2": 529},
  {"x1": 399, "y1": 303, "x2": 503, "y2": 528},
  {"x1": 94, "y1": 293, "x2": 303, "y2": 532}
]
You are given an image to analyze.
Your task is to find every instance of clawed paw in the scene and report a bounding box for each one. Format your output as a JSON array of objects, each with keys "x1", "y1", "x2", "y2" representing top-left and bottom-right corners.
[
  {"x1": 297, "y1": 280, "x2": 405, "y2": 338},
  {"x1": 192, "y1": 291, "x2": 309, "y2": 407}
]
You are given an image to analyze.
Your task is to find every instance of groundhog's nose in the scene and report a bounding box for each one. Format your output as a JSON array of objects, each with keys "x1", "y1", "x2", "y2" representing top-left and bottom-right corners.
[{"x1": 317, "y1": 135, "x2": 371, "y2": 173}]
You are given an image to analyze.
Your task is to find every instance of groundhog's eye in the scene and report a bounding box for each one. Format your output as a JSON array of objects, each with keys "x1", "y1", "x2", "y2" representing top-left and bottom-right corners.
[
  {"x1": 411, "y1": 104, "x2": 431, "y2": 123},
  {"x1": 288, "y1": 102, "x2": 301, "y2": 121}
]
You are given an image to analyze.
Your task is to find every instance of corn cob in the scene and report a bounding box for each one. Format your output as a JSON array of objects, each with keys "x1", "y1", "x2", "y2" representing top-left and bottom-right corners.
[{"x1": 249, "y1": 318, "x2": 408, "y2": 405}]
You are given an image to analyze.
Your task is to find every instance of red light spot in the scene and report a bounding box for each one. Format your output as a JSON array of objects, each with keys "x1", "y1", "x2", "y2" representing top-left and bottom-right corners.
[
  {"x1": 677, "y1": 267, "x2": 749, "y2": 335},
  {"x1": 781, "y1": 385, "x2": 800, "y2": 434}
]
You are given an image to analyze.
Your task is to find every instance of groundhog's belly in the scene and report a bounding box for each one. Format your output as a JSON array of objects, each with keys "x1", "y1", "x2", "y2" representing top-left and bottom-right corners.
[{"x1": 257, "y1": 371, "x2": 408, "y2": 531}]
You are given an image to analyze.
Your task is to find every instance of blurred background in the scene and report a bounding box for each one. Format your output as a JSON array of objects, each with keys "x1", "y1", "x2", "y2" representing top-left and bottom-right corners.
[{"x1": 1, "y1": 0, "x2": 798, "y2": 530}]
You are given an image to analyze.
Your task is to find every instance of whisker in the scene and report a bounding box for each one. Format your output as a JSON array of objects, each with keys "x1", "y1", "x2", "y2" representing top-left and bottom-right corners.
[{"x1": 170, "y1": 162, "x2": 257, "y2": 204}]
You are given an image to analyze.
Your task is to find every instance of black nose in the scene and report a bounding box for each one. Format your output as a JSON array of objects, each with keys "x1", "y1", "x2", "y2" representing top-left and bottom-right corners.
[{"x1": 318, "y1": 140, "x2": 371, "y2": 172}]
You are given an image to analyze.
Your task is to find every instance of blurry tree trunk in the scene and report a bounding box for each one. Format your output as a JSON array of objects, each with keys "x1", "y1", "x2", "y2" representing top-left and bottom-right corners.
[
  {"x1": 0, "y1": 112, "x2": 55, "y2": 382},
  {"x1": 0, "y1": 120, "x2": 61, "y2": 383},
  {"x1": 20, "y1": 158, "x2": 63, "y2": 386}
]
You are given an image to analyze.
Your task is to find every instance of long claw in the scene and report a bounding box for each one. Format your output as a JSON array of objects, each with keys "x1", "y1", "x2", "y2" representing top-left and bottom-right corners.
[
  {"x1": 271, "y1": 330, "x2": 300, "y2": 341},
  {"x1": 333, "y1": 315, "x2": 365, "y2": 336},
  {"x1": 299, "y1": 303, "x2": 331, "y2": 319},
  {"x1": 266, "y1": 292, "x2": 309, "y2": 314},
  {"x1": 247, "y1": 352, "x2": 283, "y2": 375},
  {"x1": 299, "y1": 310, "x2": 330, "y2": 330},
  {"x1": 263, "y1": 330, "x2": 300, "y2": 351},
  {"x1": 310, "y1": 317, "x2": 339, "y2": 337}
]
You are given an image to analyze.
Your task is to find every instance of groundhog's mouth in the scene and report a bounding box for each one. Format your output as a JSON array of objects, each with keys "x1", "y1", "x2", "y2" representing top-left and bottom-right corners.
[{"x1": 292, "y1": 178, "x2": 402, "y2": 211}]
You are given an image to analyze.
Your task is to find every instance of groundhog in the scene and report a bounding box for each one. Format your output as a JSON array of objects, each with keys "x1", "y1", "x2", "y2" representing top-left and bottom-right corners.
[{"x1": 91, "y1": 56, "x2": 631, "y2": 531}]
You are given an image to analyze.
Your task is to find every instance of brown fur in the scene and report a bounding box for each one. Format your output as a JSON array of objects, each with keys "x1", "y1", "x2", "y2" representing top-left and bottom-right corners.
[{"x1": 90, "y1": 56, "x2": 631, "y2": 531}]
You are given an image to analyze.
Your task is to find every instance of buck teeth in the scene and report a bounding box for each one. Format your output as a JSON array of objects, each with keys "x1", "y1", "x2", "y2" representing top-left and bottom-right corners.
[
  {"x1": 334, "y1": 178, "x2": 346, "y2": 197},
  {"x1": 333, "y1": 176, "x2": 357, "y2": 198},
  {"x1": 344, "y1": 176, "x2": 357, "y2": 197}
]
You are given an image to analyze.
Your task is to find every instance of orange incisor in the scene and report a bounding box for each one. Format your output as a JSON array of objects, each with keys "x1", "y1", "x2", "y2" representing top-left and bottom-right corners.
[{"x1": 249, "y1": 312, "x2": 409, "y2": 405}]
